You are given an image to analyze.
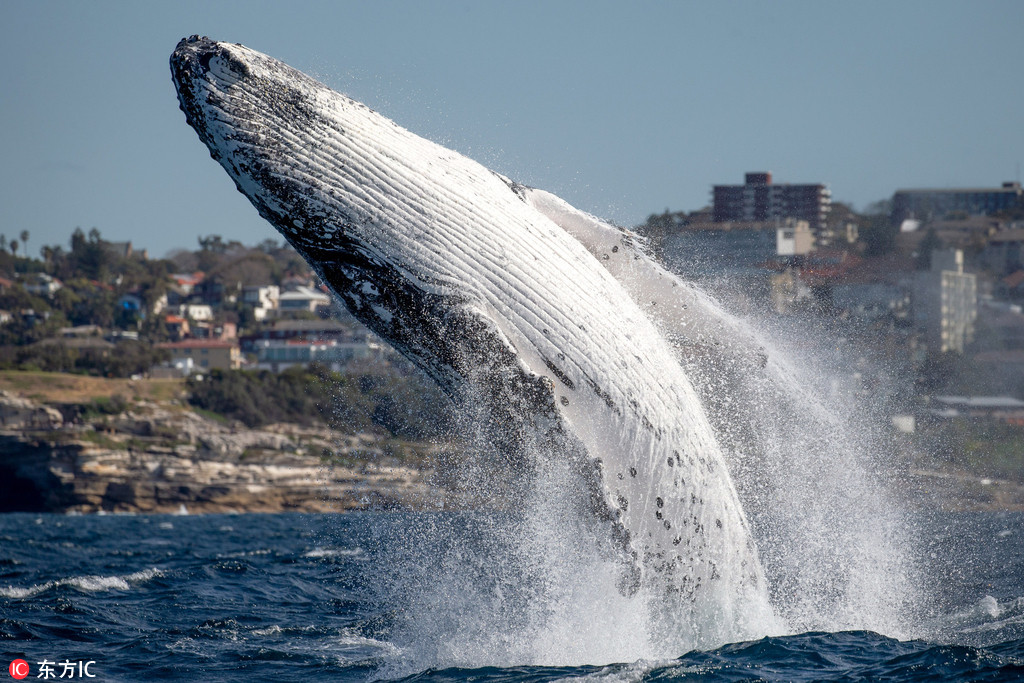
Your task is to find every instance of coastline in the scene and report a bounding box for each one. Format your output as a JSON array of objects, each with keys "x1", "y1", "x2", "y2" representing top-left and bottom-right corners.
[
  {"x1": 2, "y1": 373, "x2": 1022, "y2": 515},
  {"x1": 0, "y1": 382, "x2": 449, "y2": 515}
]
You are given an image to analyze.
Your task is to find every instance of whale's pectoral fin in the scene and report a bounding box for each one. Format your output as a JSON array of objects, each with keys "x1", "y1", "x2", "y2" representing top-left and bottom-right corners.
[{"x1": 518, "y1": 186, "x2": 768, "y2": 373}]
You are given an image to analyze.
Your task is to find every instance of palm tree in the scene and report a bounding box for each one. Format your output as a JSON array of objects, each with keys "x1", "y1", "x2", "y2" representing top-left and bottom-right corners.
[
  {"x1": 19, "y1": 230, "x2": 28, "y2": 258},
  {"x1": 9, "y1": 240, "x2": 18, "y2": 257}
]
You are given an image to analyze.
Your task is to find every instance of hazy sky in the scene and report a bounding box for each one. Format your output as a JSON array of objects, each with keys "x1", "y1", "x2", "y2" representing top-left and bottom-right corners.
[{"x1": 2, "y1": 1, "x2": 1022, "y2": 258}]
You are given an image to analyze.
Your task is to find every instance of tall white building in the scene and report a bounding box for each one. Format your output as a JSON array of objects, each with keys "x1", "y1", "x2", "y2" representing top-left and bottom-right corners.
[{"x1": 913, "y1": 249, "x2": 977, "y2": 354}]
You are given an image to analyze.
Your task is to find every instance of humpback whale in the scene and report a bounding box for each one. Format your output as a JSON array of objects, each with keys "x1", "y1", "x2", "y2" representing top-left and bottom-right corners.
[{"x1": 170, "y1": 36, "x2": 773, "y2": 640}]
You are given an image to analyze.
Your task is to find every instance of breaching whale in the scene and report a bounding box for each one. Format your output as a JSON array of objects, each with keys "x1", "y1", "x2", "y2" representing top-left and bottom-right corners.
[{"x1": 170, "y1": 36, "x2": 773, "y2": 640}]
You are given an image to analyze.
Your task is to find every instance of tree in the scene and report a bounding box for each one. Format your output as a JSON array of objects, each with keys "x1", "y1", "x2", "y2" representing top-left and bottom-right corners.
[
  {"x1": 19, "y1": 230, "x2": 28, "y2": 258},
  {"x1": 198, "y1": 234, "x2": 227, "y2": 254},
  {"x1": 916, "y1": 228, "x2": 941, "y2": 270},
  {"x1": 858, "y1": 202, "x2": 898, "y2": 257}
]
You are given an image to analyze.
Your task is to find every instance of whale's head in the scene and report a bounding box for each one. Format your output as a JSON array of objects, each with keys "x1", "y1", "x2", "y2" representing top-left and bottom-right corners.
[
  {"x1": 170, "y1": 36, "x2": 536, "y2": 391},
  {"x1": 170, "y1": 36, "x2": 474, "y2": 357},
  {"x1": 171, "y1": 36, "x2": 363, "y2": 259}
]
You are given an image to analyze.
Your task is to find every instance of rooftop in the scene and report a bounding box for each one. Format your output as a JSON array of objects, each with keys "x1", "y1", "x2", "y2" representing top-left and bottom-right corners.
[{"x1": 895, "y1": 184, "x2": 1022, "y2": 194}]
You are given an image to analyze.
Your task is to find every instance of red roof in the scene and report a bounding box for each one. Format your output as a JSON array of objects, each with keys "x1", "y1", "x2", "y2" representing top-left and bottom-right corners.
[
  {"x1": 1003, "y1": 270, "x2": 1024, "y2": 289},
  {"x1": 174, "y1": 272, "x2": 205, "y2": 286}
]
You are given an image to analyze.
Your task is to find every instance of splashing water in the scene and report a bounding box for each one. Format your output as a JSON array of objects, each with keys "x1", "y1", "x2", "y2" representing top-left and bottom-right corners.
[
  {"x1": 370, "y1": 280, "x2": 921, "y2": 675},
  {"x1": 688, "y1": 312, "x2": 922, "y2": 637},
  {"x1": 308, "y1": 211, "x2": 922, "y2": 673}
]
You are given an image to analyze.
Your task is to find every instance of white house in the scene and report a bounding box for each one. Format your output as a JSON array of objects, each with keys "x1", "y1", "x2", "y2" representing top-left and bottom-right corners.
[
  {"x1": 178, "y1": 304, "x2": 214, "y2": 322},
  {"x1": 23, "y1": 273, "x2": 63, "y2": 297},
  {"x1": 242, "y1": 285, "x2": 280, "y2": 321},
  {"x1": 277, "y1": 286, "x2": 331, "y2": 315}
]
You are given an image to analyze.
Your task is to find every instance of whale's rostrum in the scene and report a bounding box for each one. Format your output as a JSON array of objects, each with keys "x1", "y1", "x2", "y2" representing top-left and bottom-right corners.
[{"x1": 170, "y1": 35, "x2": 775, "y2": 645}]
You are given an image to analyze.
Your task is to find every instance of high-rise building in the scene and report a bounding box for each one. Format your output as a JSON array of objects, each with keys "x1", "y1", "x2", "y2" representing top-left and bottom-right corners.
[
  {"x1": 892, "y1": 182, "x2": 1023, "y2": 223},
  {"x1": 913, "y1": 249, "x2": 977, "y2": 354},
  {"x1": 712, "y1": 172, "x2": 831, "y2": 233}
]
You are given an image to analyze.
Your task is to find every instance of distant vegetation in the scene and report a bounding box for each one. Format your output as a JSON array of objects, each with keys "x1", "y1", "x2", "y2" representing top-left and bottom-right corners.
[
  {"x1": 186, "y1": 363, "x2": 454, "y2": 440},
  {"x1": 0, "y1": 227, "x2": 459, "y2": 442}
]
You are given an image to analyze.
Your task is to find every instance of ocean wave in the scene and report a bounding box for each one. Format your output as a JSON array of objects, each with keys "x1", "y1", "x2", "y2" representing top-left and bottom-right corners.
[
  {"x1": 553, "y1": 659, "x2": 670, "y2": 683},
  {"x1": 251, "y1": 624, "x2": 324, "y2": 637},
  {"x1": 942, "y1": 595, "x2": 1024, "y2": 640},
  {"x1": 0, "y1": 567, "x2": 162, "y2": 599},
  {"x1": 303, "y1": 546, "x2": 364, "y2": 558}
]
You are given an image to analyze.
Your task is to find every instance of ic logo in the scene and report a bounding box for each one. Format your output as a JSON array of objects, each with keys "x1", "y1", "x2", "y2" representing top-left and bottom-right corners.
[{"x1": 8, "y1": 659, "x2": 29, "y2": 680}]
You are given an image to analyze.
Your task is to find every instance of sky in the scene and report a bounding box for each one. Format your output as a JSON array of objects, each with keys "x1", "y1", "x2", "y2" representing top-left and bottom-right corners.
[{"x1": 1, "y1": 1, "x2": 1022, "y2": 259}]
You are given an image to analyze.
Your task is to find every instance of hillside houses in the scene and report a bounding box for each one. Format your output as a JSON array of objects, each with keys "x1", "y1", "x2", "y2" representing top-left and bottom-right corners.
[
  {"x1": 157, "y1": 338, "x2": 242, "y2": 373},
  {"x1": 149, "y1": 273, "x2": 382, "y2": 374},
  {"x1": 0, "y1": 230, "x2": 395, "y2": 378}
]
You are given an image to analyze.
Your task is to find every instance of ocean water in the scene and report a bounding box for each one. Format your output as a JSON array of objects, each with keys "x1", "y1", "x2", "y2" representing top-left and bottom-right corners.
[{"x1": 1, "y1": 510, "x2": 1023, "y2": 682}]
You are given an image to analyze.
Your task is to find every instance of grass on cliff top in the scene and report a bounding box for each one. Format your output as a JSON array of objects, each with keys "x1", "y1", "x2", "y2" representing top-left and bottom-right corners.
[{"x1": 0, "y1": 370, "x2": 185, "y2": 404}]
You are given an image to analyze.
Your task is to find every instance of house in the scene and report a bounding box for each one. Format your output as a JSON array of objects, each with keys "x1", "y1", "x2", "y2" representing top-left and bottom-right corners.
[
  {"x1": 277, "y1": 286, "x2": 331, "y2": 315},
  {"x1": 157, "y1": 339, "x2": 241, "y2": 372},
  {"x1": 252, "y1": 338, "x2": 386, "y2": 372},
  {"x1": 775, "y1": 219, "x2": 815, "y2": 257},
  {"x1": 241, "y1": 285, "x2": 280, "y2": 321},
  {"x1": 196, "y1": 277, "x2": 236, "y2": 306},
  {"x1": 239, "y1": 318, "x2": 364, "y2": 352},
  {"x1": 35, "y1": 336, "x2": 115, "y2": 352},
  {"x1": 23, "y1": 273, "x2": 63, "y2": 297},
  {"x1": 60, "y1": 325, "x2": 104, "y2": 337},
  {"x1": 172, "y1": 272, "x2": 204, "y2": 295},
  {"x1": 164, "y1": 315, "x2": 190, "y2": 340},
  {"x1": 178, "y1": 304, "x2": 214, "y2": 322},
  {"x1": 190, "y1": 320, "x2": 237, "y2": 340}
]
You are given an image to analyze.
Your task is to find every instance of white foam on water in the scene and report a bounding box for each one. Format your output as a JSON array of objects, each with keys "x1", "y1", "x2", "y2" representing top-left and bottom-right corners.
[
  {"x1": 303, "y1": 547, "x2": 364, "y2": 558},
  {"x1": 0, "y1": 567, "x2": 162, "y2": 599}
]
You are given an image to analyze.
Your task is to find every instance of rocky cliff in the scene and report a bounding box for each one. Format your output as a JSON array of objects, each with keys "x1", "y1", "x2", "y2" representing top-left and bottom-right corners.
[{"x1": 0, "y1": 390, "x2": 447, "y2": 514}]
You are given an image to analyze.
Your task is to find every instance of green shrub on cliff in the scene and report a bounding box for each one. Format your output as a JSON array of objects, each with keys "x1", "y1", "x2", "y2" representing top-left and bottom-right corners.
[{"x1": 185, "y1": 364, "x2": 452, "y2": 440}]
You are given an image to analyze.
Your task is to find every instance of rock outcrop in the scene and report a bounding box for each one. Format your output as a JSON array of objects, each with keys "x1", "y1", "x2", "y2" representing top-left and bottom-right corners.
[
  {"x1": 0, "y1": 390, "x2": 64, "y2": 431},
  {"x1": 0, "y1": 392, "x2": 449, "y2": 514}
]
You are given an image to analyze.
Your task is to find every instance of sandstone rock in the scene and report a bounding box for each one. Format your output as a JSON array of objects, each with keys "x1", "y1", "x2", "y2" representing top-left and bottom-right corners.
[
  {"x1": 0, "y1": 391, "x2": 448, "y2": 514},
  {"x1": 0, "y1": 390, "x2": 64, "y2": 431}
]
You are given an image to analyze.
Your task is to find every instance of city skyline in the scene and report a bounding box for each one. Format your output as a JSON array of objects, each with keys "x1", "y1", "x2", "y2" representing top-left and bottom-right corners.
[{"x1": 2, "y1": 1, "x2": 1022, "y2": 257}]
